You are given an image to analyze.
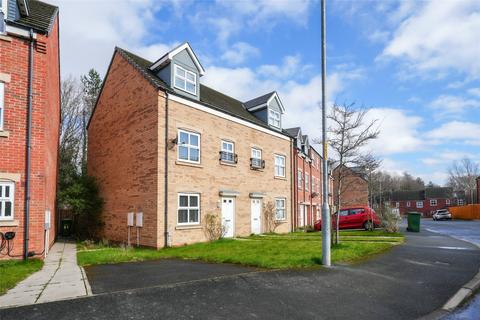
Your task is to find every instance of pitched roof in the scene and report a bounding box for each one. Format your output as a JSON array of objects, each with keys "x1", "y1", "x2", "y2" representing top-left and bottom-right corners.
[
  {"x1": 11, "y1": 0, "x2": 58, "y2": 34},
  {"x1": 425, "y1": 187, "x2": 453, "y2": 199},
  {"x1": 284, "y1": 127, "x2": 301, "y2": 138},
  {"x1": 116, "y1": 47, "x2": 287, "y2": 133},
  {"x1": 244, "y1": 91, "x2": 275, "y2": 109},
  {"x1": 390, "y1": 190, "x2": 425, "y2": 201}
]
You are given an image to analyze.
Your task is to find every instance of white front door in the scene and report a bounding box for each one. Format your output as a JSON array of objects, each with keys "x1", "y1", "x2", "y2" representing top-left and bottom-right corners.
[
  {"x1": 221, "y1": 197, "x2": 235, "y2": 238},
  {"x1": 251, "y1": 199, "x2": 262, "y2": 234},
  {"x1": 299, "y1": 205, "x2": 305, "y2": 227}
]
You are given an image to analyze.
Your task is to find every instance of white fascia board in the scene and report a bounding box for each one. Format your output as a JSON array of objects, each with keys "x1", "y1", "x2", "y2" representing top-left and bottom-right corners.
[
  {"x1": 6, "y1": 25, "x2": 37, "y2": 39},
  {"x1": 168, "y1": 94, "x2": 290, "y2": 141},
  {"x1": 267, "y1": 92, "x2": 285, "y2": 113},
  {"x1": 247, "y1": 103, "x2": 267, "y2": 112},
  {"x1": 150, "y1": 43, "x2": 205, "y2": 76}
]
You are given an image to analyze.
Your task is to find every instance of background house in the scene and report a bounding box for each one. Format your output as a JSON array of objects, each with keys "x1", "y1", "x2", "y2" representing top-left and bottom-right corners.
[
  {"x1": 0, "y1": 0, "x2": 60, "y2": 259},
  {"x1": 332, "y1": 165, "x2": 369, "y2": 210}
]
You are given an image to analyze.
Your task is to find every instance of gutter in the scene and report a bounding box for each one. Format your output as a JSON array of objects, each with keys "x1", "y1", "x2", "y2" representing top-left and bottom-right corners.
[
  {"x1": 24, "y1": 28, "x2": 34, "y2": 260},
  {"x1": 164, "y1": 92, "x2": 169, "y2": 247}
]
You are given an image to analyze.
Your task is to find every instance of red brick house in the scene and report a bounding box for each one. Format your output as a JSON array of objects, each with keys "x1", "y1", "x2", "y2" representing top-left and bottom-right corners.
[
  {"x1": 476, "y1": 177, "x2": 480, "y2": 204},
  {"x1": 332, "y1": 165, "x2": 369, "y2": 209},
  {"x1": 285, "y1": 127, "x2": 333, "y2": 229},
  {"x1": 389, "y1": 187, "x2": 465, "y2": 217},
  {"x1": 0, "y1": 0, "x2": 60, "y2": 259}
]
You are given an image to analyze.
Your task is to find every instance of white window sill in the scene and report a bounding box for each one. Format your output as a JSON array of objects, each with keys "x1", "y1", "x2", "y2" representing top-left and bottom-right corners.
[
  {"x1": 274, "y1": 176, "x2": 287, "y2": 181},
  {"x1": 0, "y1": 130, "x2": 10, "y2": 138},
  {"x1": 175, "y1": 225, "x2": 202, "y2": 230},
  {"x1": 220, "y1": 161, "x2": 236, "y2": 167},
  {"x1": 275, "y1": 220, "x2": 287, "y2": 224},
  {"x1": 175, "y1": 160, "x2": 203, "y2": 168},
  {"x1": 0, "y1": 219, "x2": 19, "y2": 227},
  {"x1": 0, "y1": 34, "x2": 12, "y2": 42}
]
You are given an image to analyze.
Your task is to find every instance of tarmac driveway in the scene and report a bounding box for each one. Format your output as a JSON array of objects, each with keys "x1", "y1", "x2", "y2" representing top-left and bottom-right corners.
[
  {"x1": 85, "y1": 259, "x2": 260, "y2": 294},
  {"x1": 1, "y1": 228, "x2": 480, "y2": 320}
]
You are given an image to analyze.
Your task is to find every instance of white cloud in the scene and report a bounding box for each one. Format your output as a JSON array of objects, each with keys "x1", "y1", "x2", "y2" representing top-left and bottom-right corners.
[
  {"x1": 221, "y1": 42, "x2": 260, "y2": 65},
  {"x1": 426, "y1": 121, "x2": 480, "y2": 145},
  {"x1": 429, "y1": 95, "x2": 480, "y2": 118},
  {"x1": 50, "y1": 0, "x2": 176, "y2": 77},
  {"x1": 380, "y1": 0, "x2": 480, "y2": 78},
  {"x1": 468, "y1": 87, "x2": 480, "y2": 98},
  {"x1": 422, "y1": 151, "x2": 478, "y2": 166}
]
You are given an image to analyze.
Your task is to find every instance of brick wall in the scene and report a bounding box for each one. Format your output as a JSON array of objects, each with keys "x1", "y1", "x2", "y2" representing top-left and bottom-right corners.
[
  {"x1": 0, "y1": 19, "x2": 60, "y2": 259},
  {"x1": 88, "y1": 51, "x2": 160, "y2": 248},
  {"x1": 333, "y1": 167, "x2": 368, "y2": 209}
]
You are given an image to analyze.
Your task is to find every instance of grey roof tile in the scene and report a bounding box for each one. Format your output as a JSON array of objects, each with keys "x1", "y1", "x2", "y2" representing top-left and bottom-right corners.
[{"x1": 12, "y1": 0, "x2": 57, "y2": 34}]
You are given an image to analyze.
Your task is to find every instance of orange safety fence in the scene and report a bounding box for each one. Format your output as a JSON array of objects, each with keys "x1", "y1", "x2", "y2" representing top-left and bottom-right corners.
[{"x1": 450, "y1": 205, "x2": 480, "y2": 220}]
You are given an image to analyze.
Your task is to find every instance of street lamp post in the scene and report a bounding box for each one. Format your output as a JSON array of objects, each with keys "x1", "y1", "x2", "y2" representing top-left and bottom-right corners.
[{"x1": 321, "y1": 0, "x2": 331, "y2": 267}]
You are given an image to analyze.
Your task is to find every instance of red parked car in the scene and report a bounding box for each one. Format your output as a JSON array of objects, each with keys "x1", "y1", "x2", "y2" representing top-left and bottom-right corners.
[{"x1": 314, "y1": 206, "x2": 381, "y2": 231}]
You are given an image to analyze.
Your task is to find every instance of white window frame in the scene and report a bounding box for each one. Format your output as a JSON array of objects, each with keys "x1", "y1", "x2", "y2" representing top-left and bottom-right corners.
[
  {"x1": 220, "y1": 140, "x2": 235, "y2": 163},
  {"x1": 0, "y1": 0, "x2": 7, "y2": 25},
  {"x1": 177, "y1": 193, "x2": 200, "y2": 225},
  {"x1": 430, "y1": 199, "x2": 437, "y2": 206},
  {"x1": 416, "y1": 201, "x2": 423, "y2": 209},
  {"x1": 298, "y1": 170, "x2": 302, "y2": 189},
  {"x1": 446, "y1": 199, "x2": 451, "y2": 205},
  {"x1": 406, "y1": 201, "x2": 411, "y2": 207},
  {"x1": 274, "y1": 154, "x2": 286, "y2": 177},
  {"x1": 458, "y1": 199, "x2": 464, "y2": 205},
  {"x1": 305, "y1": 173, "x2": 309, "y2": 191},
  {"x1": 268, "y1": 109, "x2": 281, "y2": 128},
  {"x1": 275, "y1": 198, "x2": 286, "y2": 221},
  {"x1": 177, "y1": 129, "x2": 200, "y2": 164},
  {"x1": 251, "y1": 148, "x2": 262, "y2": 168},
  {"x1": 0, "y1": 82, "x2": 4, "y2": 130},
  {"x1": 0, "y1": 181, "x2": 14, "y2": 220},
  {"x1": 173, "y1": 64, "x2": 197, "y2": 95},
  {"x1": 396, "y1": 202, "x2": 400, "y2": 208}
]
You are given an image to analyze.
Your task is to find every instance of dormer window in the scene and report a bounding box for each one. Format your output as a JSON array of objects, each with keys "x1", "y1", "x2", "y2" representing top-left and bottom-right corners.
[
  {"x1": 268, "y1": 109, "x2": 280, "y2": 128},
  {"x1": 0, "y1": 0, "x2": 7, "y2": 34},
  {"x1": 174, "y1": 64, "x2": 196, "y2": 95}
]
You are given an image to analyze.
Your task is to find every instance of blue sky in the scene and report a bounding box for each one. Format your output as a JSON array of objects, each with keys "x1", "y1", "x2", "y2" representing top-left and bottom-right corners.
[{"x1": 52, "y1": 0, "x2": 480, "y2": 185}]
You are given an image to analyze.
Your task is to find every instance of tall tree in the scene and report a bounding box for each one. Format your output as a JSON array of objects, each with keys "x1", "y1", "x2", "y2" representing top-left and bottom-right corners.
[
  {"x1": 328, "y1": 102, "x2": 380, "y2": 244},
  {"x1": 59, "y1": 77, "x2": 83, "y2": 191},
  {"x1": 80, "y1": 69, "x2": 102, "y2": 173},
  {"x1": 447, "y1": 158, "x2": 479, "y2": 204},
  {"x1": 355, "y1": 154, "x2": 382, "y2": 208}
]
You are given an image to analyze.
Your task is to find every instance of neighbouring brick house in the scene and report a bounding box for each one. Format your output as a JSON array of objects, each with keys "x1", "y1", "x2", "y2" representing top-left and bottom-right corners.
[
  {"x1": 476, "y1": 176, "x2": 480, "y2": 204},
  {"x1": 332, "y1": 165, "x2": 368, "y2": 210},
  {"x1": 285, "y1": 127, "x2": 333, "y2": 229},
  {"x1": 88, "y1": 43, "x2": 292, "y2": 248},
  {"x1": 0, "y1": 0, "x2": 60, "y2": 259},
  {"x1": 388, "y1": 187, "x2": 465, "y2": 217}
]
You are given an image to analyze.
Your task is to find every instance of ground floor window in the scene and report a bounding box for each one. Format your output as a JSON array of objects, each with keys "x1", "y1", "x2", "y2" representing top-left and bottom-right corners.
[
  {"x1": 0, "y1": 181, "x2": 14, "y2": 220},
  {"x1": 430, "y1": 199, "x2": 437, "y2": 206},
  {"x1": 416, "y1": 201, "x2": 423, "y2": 208},
  {"x1": 275, "y1": 198, "x2": 286, "y2": 220},
  {"x1": 178, "y1": 193, "x2": 200, "y2": 225}
]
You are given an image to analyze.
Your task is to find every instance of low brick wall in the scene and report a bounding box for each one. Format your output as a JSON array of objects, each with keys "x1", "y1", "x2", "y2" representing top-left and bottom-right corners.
[{"x1": 450, "y1": 205, "x2": 480, "y2": 220}]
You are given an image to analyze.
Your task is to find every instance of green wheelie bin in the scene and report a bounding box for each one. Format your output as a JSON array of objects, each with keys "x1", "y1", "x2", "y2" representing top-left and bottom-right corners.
[{"x1": 407, "y1": 212, "x2": 421, "y2": 232}]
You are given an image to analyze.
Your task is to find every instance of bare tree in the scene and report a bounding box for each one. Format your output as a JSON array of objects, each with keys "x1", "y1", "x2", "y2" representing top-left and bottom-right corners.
[
  {"x1": 264, "y1": 201, "x2": 282, "y2": 233},
  {"x1": 355, "y1": 154, "x2": 382, "y2": 209},
  {"x1": 59, "y1": 77, "x2": 83, "y2": 189},
  {"x1": 328, "y1": 103, "x2": 380, "y2": 244},
  {"x1": 447, "y1": 158, "x2": 479, "y2": 204}
]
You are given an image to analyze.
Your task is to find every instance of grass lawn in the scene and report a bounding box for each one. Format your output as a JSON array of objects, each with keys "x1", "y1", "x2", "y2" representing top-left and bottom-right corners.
[
  {"x1": 0, "y1": 259, "x2": 43, "y2": 295},
  {"x1": 78, "y1": 230, "x2": 404, "y2": 269}
]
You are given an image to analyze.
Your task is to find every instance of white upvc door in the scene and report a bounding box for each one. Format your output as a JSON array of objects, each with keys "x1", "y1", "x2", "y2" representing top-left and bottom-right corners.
[
  {"x1": 221, "y1": 197, "x2": 235, "y2": 238},
  {"x1": 251, "y1": 199, "x2": 262, "y2": 234},
  {"x1": 299, "y1": 205, "x2": 305, "y2": 227}
]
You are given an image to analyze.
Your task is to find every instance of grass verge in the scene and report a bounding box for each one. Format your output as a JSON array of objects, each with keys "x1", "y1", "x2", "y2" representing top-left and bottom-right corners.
[
  {"x1": 0, "y1": 259, "x2": 43, "y2": 295},
  {"x1": 78, "y1": 230, "x2": 404, "y2": 269}
]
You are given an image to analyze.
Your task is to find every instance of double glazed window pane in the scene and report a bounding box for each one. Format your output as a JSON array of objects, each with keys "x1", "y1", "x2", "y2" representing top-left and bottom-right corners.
[
  {"x1": 174, "y1": 65, "x2": 196, "y2": 95},
  {"x1": 178, "y1": 131, "x2": 200, "y2": 162},
  {"x1": 0, "y1": 183, "x2": 14, "y2": 219},
  {"x1": 178, "y1": 194, "x2": 200, "y2": 224}
]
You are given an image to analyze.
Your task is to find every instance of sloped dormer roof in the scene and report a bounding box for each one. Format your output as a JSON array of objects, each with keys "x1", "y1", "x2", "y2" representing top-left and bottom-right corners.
[
  {"x1": 149, "y1": 42, "x2": 205, "y2": 76},
  {"x1": 284, "y1": 127, "x2": 301, "y2": 138},
  {"x1": 244, "y1": 91, "x2": 285, "y2": 113},
  {"x1": 9, "y1": 0, "x2": 58, "y2": 34}
]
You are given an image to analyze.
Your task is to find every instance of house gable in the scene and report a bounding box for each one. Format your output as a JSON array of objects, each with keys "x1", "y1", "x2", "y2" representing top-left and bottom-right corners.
[{"x1": 246, "y1": 91, "x2": 285, "y2": 131}]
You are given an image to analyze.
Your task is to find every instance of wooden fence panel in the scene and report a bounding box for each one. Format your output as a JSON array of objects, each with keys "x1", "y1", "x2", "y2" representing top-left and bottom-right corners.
[{"x1": 450, "y1": 205, "x2": 480, "y2": 220}]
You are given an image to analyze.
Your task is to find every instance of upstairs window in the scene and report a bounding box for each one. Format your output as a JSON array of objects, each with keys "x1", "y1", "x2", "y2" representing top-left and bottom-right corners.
[
  {"x1": 416, "y1": 201, "x2": 423, "y2": 208},
  {"x1": 430, "y1": 199, "x2": 437, "y2": 206},
  {"x1": 274, "y1": 154, "x2": 286, "y2": 177},
  {"x1": 305, "y1": 173, "x2": 309, "y2": 191},
  {"x1": 220, "y1": 140, "x2": 235, "y2": 163},
  {"x1": 458, "y1": 199, "x2": 464, "y2": 205},
  {"x1": 268, "y1": 109, "x2": 280, "y2": 128},
  {"x1": 0, "y1": 82, "x2": 4, "y2": 130},
  {"x1": 0, "y1": 181, "x2": 14, "y2": 220},
  {"x1": 250, "y1": 148, "x2": 263, "y2": 169},
  {"x1": 174, "y1": 65, "x2": 196, "y2": 95},
  {"x1": 178, "y1": 129, "x2": 200, "y2": 163},
  {"x1": 298, "y1": 170, "x2": 303, "y2": 189}
]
